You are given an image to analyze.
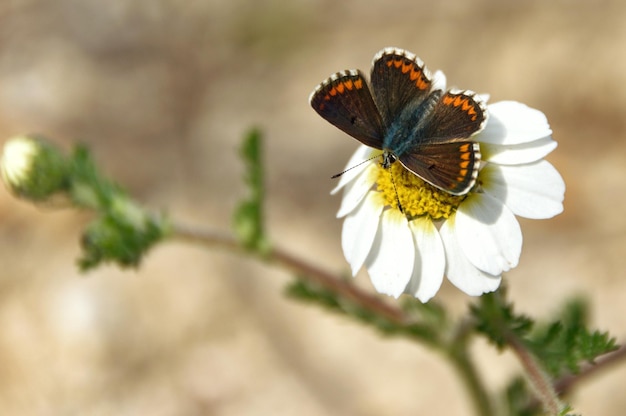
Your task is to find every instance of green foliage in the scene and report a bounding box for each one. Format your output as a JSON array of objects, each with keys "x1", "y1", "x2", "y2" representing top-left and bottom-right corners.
[
  {"x1": 79, "y1": 211, "x2": 166, "y2": 270},
  {"x1": 68, "y1": 145, "x2": 170, "y2": 270},
  {"x1": 470, "y1": 289, "x2": 617, "y2": 376},
  {"x1": 285, "y1": 278, "x2": 395, "y2": 333},
  {"x1": 525, "y1": 298, "x2": 618, "y2": 377},
  {"x1": 503, "y1": 379, "x2": 576, "y2": 416},
  {"x1": 286, "y1": 278, "x2": 446, "y2": 346},
  {"x1": 233, "y1": 128, "x2": 270, "y2": 254},
  {"x1": 470, "y1": 288, "x2": 533, "y2": 349},
  {"x1": 474, "y1": 289, "x2": 618, "y2": 415},
  {"x1": 68, "y1": 145, "x2": 123, "y2": 210}
]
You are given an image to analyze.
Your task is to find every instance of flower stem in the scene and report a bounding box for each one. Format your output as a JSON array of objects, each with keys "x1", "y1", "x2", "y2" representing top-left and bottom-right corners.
[
  {"x1": 553, "y1": 343, "x2": 626, "y2": 395},
  {"x1": 170, "y1": 222, "x2": 408, "y2": 325},
  {"x1": 172, "y1": 222, "x2": 503, "y2": 415},
  {"x1": 446, "y1": 340, "x2": 495, "y2": 416},
  {"x1": 506, "y1": 333, "x2": 564, "y2": 415}
]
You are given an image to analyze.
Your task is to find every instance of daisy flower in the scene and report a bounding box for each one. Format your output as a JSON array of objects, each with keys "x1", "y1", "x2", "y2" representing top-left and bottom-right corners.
[{"x1": 332, "y1": 100, "x2": 564, "y2": 301}]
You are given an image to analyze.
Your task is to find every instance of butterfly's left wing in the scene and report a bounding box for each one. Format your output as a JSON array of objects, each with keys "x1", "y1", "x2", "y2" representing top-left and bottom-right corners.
[{"x1": 309, "y1": 69, "x2": 385, "y2": 150}]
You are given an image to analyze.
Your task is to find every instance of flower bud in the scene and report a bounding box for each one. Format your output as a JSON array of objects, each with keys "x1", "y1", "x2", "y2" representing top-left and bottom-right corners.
[{"x1": 1, "y1": 135, "x2": 69, "y2": 201}]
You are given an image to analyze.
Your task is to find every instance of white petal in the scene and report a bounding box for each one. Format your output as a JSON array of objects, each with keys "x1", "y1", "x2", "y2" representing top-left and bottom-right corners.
[
  {"x1": 479, "y1": 101, "x2": 552, "y2": 146},
  {"x1": 404, "y1": 217, "x2": 445, "y2": 302},
  {"x1": 482, "y1": 161, "x2": 565, "y2": 219},
  {"x1": 331, "y1": 145, "x2": 378, "y2": 195},
  {"x1": 342, "y1": 192, "x2": 385, "y2": 275},
  {"x1": 481, "y1": 137, "x2": 557, "y2": 165},
  {"x1": 440, "y1": 217, "x2": 502, "y2": 296},
  {"x1": 336, "y1": 163, "x2": 377, "y2": 218},
  {"x1": 365, "y1": 209, "x2": 415, "y2": 298},
  {"x1": 455, "y1": 193, "x2": 522, "y2": 275}
]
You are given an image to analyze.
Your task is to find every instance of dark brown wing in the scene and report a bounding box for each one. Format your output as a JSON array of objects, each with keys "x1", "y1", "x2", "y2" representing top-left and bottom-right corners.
[
  {"x1": 398, "y1": 141, "x2": 481, "y2": 195},
  {"x1": 309, "y1": 69, "x2": 385, "y2": 149},
  {"x1": 370, "y1": 47, "x2": 433, "y2": 127},
  {"x1": 419, "y1": 91, "x2": 487, "y2": 141}
]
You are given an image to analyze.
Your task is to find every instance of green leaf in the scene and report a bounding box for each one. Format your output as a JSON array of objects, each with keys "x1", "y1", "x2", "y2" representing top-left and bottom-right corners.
[
  {"x1": 526, "y1": 298, "x2": 618, "y2": 377},
  {"x1": 474, "y1": 289, "x2": 618, "y2": 378},
  {"x1": 285, "y1": 278, "x2": 443, "y2": 345},
  {"x1": 65, "y1": 145, "x2": 170, "y2": 270},
  {"x1": 470, "y1": 287, "x2": 533, "y2": 349},
  {"x1": 233, "y1": 128, "x2": 269, "y2": 254},
  {"x1": 78, "y1": 208, "x2": 169, "y2": 270}
]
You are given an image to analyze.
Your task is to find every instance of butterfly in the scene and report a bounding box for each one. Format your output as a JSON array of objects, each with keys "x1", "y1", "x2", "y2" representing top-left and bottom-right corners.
[{"x1": 309, "y1": 47, "x2": 487, "y2": 195}]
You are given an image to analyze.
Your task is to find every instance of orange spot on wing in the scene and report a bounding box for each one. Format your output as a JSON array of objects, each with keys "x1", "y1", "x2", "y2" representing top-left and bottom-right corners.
[
  {"x1": 336, "y1": 83, "x2": 345, "y2": 94},
  {"x1": 344, "y1": 80, "x2": 354, "y2": 90},
  {"x1": 354, "y1": 78, "x2": 363, "y2": 89},
  {"x1": 416, "y1": 75, "x2": 428, "y2": 90},
  {"x1": 443, "y1": 95, "x2": 480, "y2": 121},
  {"x1": 461, "y1": 99, "x2": 478, "y2": 118}
]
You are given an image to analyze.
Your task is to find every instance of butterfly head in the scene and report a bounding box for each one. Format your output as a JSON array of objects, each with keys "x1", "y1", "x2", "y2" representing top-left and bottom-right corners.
[{"x1": 380, "y1": 150, "x2": 397, "y2": 170}]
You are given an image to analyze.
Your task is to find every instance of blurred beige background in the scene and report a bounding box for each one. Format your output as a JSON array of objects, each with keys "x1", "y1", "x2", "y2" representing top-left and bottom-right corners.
[{"x1": 0, "y1": 1, "x2": 625, "y2": 415}]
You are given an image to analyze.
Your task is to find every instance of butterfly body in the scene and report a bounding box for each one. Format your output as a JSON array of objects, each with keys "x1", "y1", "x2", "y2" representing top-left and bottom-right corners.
[
  {"x1": 382, "y1": 89, "x2": 443, "y2": 158},
  {"x1": 310, "y1": 47, "x2": 487, "y2": 196}
]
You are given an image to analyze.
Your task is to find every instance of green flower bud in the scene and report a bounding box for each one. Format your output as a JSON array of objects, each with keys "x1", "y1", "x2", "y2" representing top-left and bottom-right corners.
[{"x1": 1, "y1": 135, "x2": 69, "y2": 201}]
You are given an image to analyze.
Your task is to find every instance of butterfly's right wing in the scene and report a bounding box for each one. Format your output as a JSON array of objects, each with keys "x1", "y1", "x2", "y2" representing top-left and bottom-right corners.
[
  {"x1": 399, "y1": 91, "x2": 486, "y2": 195},
  {"x1": 398, "y1": 141, "x2": 481, "y2": 196},
  {"x1": 309, "y1": 70, "x2": 385, "y2": 150}
]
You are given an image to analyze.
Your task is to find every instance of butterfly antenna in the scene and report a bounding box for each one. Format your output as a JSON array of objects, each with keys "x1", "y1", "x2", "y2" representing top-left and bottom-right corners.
[{"x1": 331, "y1": 153, "x2": 382, "y2": 179}]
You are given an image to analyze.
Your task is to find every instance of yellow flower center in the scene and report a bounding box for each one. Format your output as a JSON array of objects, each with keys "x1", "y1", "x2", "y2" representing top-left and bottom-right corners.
[{"x1": 372, "y1": 159, "x2": 466, "y2": 220}]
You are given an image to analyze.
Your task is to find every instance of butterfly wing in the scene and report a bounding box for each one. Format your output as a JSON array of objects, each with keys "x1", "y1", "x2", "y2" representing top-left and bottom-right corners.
[
  {"x1": 370, "y1": 47, "x2": 434, "y2": 127},
  {"x1": 309, "y1": 69, "x2": 385, "y2": 150},
  {"x1": 399, "y1": 91, "x2": 486, "y2": 195},
  {"x1": 398, "y1": 141, "x2": 481, "y2": 195},
  {"x1": 421, "y1": 91, "x2": 487, "y2": 141}
]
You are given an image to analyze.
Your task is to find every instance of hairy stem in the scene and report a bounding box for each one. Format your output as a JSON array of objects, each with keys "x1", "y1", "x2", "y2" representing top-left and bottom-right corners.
[
  {"x1": 170, "y1": 222, "x2": 408, "y2": 325},
  {"x1": 506, "y1": 333, "x2": 564, "y2": 415},
  {"x1": 522, "y1": 343, "x2": 626, "y2": 412}
]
